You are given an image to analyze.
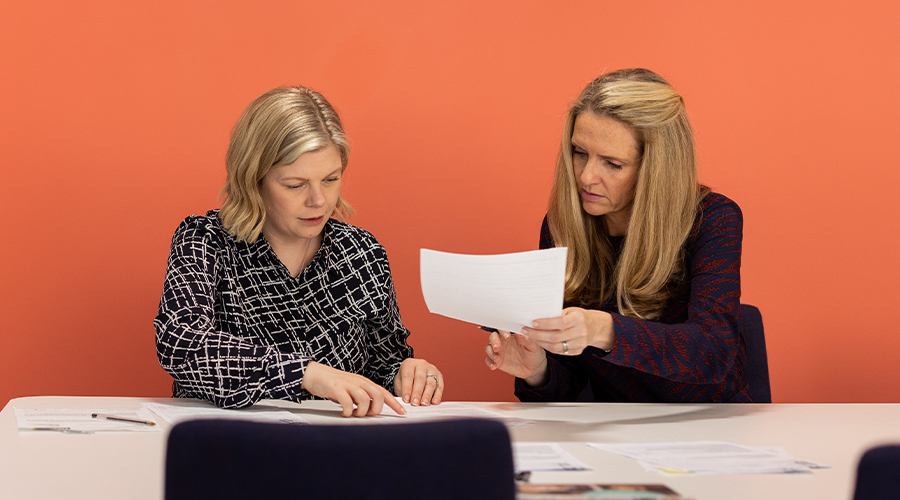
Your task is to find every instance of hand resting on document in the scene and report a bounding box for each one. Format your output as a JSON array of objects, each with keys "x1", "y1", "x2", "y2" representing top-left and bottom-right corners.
[
  {"x1": 301, "y1": 361, "x2": 406, "y2": 417},
  {"x1": 301, "y1": 358, "x2": 444, "y2": 417}
]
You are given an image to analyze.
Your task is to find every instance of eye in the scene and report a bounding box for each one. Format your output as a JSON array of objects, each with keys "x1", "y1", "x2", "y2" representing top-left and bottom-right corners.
[
  {"x1": 572, "y1": 147, "x2": 587, "y2": 157},
  {"x1": 324, "y1": 177, "x2": 340, "y2": 183},
  {"x1": 605, "y1": 160, "x2": 624, "y2": 170},
  {"x1": 286, "y1": 183, "x2": 306, "y2": 190}
]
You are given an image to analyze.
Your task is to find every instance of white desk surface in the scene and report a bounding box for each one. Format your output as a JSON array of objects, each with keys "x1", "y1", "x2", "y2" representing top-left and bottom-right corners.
[{"x1": 2, "y1": 397, "x2": 899, "y2": 500}]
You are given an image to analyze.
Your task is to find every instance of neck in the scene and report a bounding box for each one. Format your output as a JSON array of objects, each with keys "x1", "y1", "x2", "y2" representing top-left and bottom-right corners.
[
  {"x1": 605, "y1": 213, "x2": 630, "y2": 237},
  {"x1": 264, "y1": 231, "x2": 324, "y2": 278}
]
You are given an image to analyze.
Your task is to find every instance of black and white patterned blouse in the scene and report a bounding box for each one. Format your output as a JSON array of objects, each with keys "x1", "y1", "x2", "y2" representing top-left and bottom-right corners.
[{"x1": 154, "y1": 210, "x2": 413, "y2": 409}]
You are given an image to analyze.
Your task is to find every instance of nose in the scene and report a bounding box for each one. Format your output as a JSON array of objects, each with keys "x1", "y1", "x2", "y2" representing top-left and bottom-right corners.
[
  {"x1": 306, "y1": 183, "x2": 326, "y2": 207},
  {"x1": 579, "y1": 157, "x2": 603, "y2": 186}
]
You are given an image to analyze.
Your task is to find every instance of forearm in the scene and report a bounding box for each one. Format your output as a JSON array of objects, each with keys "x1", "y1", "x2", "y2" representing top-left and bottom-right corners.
[
  {"x1": 155, "y1": 315, "x2": 310, "y2": 408},
  {"x1": 606, "y1": 309, "x2": 741, "y2": 384},
  {"x1": 362, "y1": 291, "x2": 413, "y2": 390}
]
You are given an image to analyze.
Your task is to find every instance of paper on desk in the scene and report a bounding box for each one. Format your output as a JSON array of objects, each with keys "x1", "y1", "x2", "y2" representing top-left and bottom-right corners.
[
  {"x1": 142, "y1": 401, "x2": 308, "y2": 425},
  {"x1": 376, "y1": 399, "x2": 534, "y2": 427},
  {"x1": 420, "y1": 248, "x2": 567, "y2": 334},
  {"x1": 513, "y1": 442, "x2": 592, "y2": 473},
  {"x1": 377, "y1": 399, "x2": 508, "y2": 420},
  {"x1": 15, "y1": 408, "x2": 161, "y2": 432},
  {"x1": 589, "y1": 441, "x2": 829, "y2": 474}
]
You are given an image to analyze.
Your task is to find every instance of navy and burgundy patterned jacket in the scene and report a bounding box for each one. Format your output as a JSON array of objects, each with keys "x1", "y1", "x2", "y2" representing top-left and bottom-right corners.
[{"x1": 515, "y1": 192, "x2": 752, "y2": 403}]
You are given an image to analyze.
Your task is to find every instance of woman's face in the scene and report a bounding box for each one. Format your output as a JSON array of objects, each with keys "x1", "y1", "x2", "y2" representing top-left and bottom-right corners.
[
  {"x1": 258, "y1": 144, "x2": 343, "y2": 245},
  {"x1": 571, "y1": 112, "x2": 641, "y2": 236}
]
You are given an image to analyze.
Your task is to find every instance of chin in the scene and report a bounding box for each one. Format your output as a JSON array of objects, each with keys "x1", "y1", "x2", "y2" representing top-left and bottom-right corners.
[{"x1": 582, "y1": 203, "x2": 607, "y2": 217}]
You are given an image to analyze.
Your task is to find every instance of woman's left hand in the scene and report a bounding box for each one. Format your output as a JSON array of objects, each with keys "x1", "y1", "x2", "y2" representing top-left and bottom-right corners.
[
  {"x1": 521, "y1": 307, "x2": 615, "y2": 356},
  {"x1": 394, "y1": 358, "x2": 444, "y2": 406}
]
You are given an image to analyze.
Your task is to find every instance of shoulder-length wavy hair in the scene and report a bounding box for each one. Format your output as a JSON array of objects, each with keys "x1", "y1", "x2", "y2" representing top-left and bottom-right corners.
[
  {"x1": 219, "y1": 86, "x2": 353, "y2": 243},
  {"x1": 548, "y1": 68, "x2": 709, "y2": 320}
]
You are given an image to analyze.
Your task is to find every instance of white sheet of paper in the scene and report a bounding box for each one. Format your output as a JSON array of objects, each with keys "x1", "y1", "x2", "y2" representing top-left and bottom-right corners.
[
  {"x1": 376, "y1": 399, "x2": 509, "y2": 420},
  {"x1": 142, "y1": 401, "x2": 308, "y2": 425},
  {"x1": 589, "y1": 441, "x2": 828, "y2": 474},
  {"x1": 15, "y1": 408, "x2": 161, "y2": 432},
  {"x1": 513, "y1": 442, "x2": 592, "y2": 473},
  {"x1": 420, "y1": 248, "x2": 567, "y2": 333}
]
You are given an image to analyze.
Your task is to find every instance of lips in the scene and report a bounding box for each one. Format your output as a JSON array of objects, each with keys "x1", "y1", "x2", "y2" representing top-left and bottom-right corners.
[
  {"x1": 581, "y1": 189, "x2": 604, "y2": 201},
  {"x1": 299, "y1": 216, "x2": 325, "y2": 226}
]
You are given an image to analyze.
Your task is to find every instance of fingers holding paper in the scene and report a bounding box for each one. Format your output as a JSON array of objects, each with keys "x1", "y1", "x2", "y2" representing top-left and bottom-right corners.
[
  {"x1": 485, "y1": 330, "x2": 549, "y2": 387},
  {"x1": 521, "y1": 307, "x2": 615, "y2": 356},
  {"x1": 394, "y1": 358, "x2": 444, "y2": 406}
]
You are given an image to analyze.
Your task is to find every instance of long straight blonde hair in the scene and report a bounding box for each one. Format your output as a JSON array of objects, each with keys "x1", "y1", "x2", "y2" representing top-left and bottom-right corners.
[
  {"x1": 219, "y1": 86, "x2": 353, "y2": 243},
  {"x1": 548, "y1": 69, "x2": 708, "y2": 320}
]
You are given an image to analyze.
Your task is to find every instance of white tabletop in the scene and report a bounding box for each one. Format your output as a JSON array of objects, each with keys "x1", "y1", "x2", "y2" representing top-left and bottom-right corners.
[{"x1": 3, "y1": 396, "x2": 899, "y2": 500}]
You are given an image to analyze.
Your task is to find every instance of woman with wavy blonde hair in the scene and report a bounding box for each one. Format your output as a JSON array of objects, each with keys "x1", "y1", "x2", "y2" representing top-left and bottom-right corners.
[
  {"x1": 155, "y1": 87, "x2": 444, "y2": 416},
  {"x1": 485, "y1": 69, "x2": 751, "y2": 402}
]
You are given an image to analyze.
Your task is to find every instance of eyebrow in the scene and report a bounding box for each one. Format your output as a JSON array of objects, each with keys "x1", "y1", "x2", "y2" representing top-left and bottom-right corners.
[
  {"x1": 280, "y1": 168, "x2": 342, "y2": 182},
  {"x1": 571, "y1": 140, "x2": 632, "y2": 164}
]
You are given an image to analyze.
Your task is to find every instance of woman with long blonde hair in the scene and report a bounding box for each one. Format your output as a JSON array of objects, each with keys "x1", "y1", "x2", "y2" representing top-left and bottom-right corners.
[{"x1": 485, "y1": 69, "x2": 751, "y2": 402}]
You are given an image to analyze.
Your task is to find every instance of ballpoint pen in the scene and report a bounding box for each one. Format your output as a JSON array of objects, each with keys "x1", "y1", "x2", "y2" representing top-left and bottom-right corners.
[
  {"x1": 479, "y1": 326, "x2": 518, "y2": 335},
  {"x1": 91, "y1": 413, "x2": 156, "y2": 426},
  {"x1": 29, "y1": 427, "x2": 94, "y2": 435}
]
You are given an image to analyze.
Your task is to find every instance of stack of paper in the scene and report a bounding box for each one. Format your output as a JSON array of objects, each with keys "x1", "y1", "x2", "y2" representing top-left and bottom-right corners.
[{"x1": 589, "y1": 441, "x2": 829, "y2": 474}]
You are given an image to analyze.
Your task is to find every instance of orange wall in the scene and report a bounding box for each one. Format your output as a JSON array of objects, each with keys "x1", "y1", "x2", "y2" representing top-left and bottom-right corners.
[{"x1": 1, "y1": 1, "x2": 899, "y2": 406}]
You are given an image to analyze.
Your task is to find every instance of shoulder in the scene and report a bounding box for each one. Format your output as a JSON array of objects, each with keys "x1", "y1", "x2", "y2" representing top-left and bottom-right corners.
[
  {"x1": 539, "y1": 215, "x2": 554, "y2": 249},
  {"x1": 326, "y1": 219, "x2": 382, "y2": 248},
  {"x1": 689, "y1": 192, "x2": 743, "y2": 253},
  {"x1": 170, "y1": 210, "x2": 232, "y2": 254},
  {"x1": 325, "y1": 219, "x2": 387, "y2": 258},
  {"x1": 698, "y1": 192, "x2": 742, "y2": 224},
  {"x1": 694, "y1": 192, "x2": 743, "y2": 236}
]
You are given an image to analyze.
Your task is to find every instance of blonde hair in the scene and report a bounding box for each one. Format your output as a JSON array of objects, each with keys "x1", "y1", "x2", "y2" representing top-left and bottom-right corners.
[
  {"x1": 219, "y1": 86, "x2": 353, "y2": 243},
  {"x1": 548, "y1": 68, "x2": 709, "y2": 320}
]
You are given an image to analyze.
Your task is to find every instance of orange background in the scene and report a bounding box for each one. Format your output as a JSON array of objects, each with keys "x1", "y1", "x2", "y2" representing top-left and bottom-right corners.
[{"x1": 1, "y1": 1, "x2": 898, "y2": 406}]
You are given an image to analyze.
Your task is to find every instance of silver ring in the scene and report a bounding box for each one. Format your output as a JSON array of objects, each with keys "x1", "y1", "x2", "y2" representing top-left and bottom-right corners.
[
  {"x1": 426, "y1": 374, "x2": 440, "y2": 384},
  {"x1": 563, "y1": 341, "x2": 569, "y2": 354}
]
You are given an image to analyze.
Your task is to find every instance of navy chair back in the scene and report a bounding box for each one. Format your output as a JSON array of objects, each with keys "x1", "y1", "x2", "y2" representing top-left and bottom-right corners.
[
  {"x1": 854, "y1": 444, "x2": 900, "y2": 500},
  {"x1": 741, "y1": 303, "x2": 771, "y2": 403},
  {"x1": 165, "y1": 418, "x2": 516, "y2": 500}
]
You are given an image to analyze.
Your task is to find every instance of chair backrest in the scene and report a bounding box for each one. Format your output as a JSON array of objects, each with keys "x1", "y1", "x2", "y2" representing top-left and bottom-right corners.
[
  {"x1": 165, "y1": 418, "x2": 516, "y2": 500},
  {"x1": 854, "y1": 444, "x2": 900, "y2": 500},
  {"x1": 740, "y1": 303, "x2": 771, "y2": 403}
]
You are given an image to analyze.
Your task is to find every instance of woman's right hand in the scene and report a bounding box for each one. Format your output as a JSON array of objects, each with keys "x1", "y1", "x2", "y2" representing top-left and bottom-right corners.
[
  {"x1": 484, "y1": 330, "x2": 549, "y2": 387},
  {"x1": 301, "y1": 361, "x2": 407, "y2": 417}
]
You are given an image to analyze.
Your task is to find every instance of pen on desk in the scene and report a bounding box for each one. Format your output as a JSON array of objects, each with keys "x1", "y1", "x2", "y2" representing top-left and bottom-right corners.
[
  {"x1": 91, "y1": 413, "x2": 156, "y2": 426},
  {"x1": 30, "y1": 427, "x2": 94, "y2": 435}
]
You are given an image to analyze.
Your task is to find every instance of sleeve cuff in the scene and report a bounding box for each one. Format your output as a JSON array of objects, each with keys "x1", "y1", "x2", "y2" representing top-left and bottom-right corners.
[
  {"x1": 514, "y1": 357, "x2": 561, "y2": 402},
  {"x1": 262, "y1": 352, "x2": 311, "y2": 402}
]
